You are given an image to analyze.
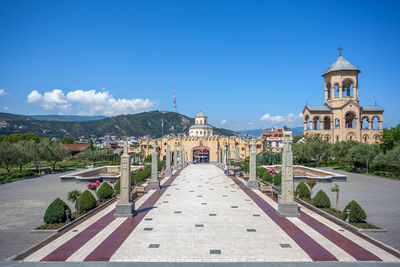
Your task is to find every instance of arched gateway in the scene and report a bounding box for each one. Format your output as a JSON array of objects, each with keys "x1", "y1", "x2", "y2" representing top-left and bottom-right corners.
[{"x1": 192, "y1": 146, "x2": 210, "y2": 163}]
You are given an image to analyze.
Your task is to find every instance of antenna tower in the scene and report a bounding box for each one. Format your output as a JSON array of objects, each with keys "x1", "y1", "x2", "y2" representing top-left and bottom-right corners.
[{"x1": 173, "y1": 86, "x2": 177, "y2": 113}]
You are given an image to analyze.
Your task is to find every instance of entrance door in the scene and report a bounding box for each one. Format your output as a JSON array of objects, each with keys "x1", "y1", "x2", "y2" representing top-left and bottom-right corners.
[{"x1": 193, "y1": 148, "x2": 209, "y2": 163}]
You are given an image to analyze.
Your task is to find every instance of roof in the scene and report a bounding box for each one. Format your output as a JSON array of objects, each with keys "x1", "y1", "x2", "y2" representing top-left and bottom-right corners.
[
  {"x1": 195, "y1": 110, "x2": 207, "y2": 118},
  {"x1": 306, "y1": 105, "x2": 331, "y2": 112},
  {"x1": 362, "y1": 105, "x2": 384, "y2": 112},
  {"x1": 323, "y1": 56, "x2": 360, "y2": 75},
  {"x1": 189, "y1": 124, "x2": 213, "y2": 129},
  {"x1": 62, "y1": 143, "x2": 89, "y2": 152}
]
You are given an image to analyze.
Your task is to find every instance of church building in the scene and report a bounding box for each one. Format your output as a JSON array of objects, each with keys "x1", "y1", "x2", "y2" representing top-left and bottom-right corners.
[{"x1": 302, "y1": 51, "x2": 384, "y2": 144}]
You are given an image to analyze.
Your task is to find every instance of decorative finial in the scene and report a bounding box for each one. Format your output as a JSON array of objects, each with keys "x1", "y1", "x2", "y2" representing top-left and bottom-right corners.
[{"x1": 338, "y1": 46, "x2": 343, "y2": 56}]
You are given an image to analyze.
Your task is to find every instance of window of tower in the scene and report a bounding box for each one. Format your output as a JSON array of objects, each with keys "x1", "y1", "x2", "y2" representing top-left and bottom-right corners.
[
  {"x1": 326, "y1": 82, "x2": 331, "y2": 99},
  {"x1": 313, "y1": 117, "x2": 321, "y2": 130},
  {"x1": 343, "y1": 79, "x2": 354, "y2": 97},
  {"x1": 334, "y1": 84, "x2": 339, "y2": 98},
  {"x1": 304, "y1": 115, "x2": 310, "y2": 130}
]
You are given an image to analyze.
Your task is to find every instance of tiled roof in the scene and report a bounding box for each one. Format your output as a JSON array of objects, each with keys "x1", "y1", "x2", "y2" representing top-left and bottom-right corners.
[
  {"x1": 62, "y1": 143, "x2": 89, "y2": 152},
  {"x1": 195, "y1": 111, "x2": 207, "y2": 118},
  {"x1": 362, "y1": 105, "x2": 384, "y2": 112},
  {"x1": 323, "y1": 56, "x2": 359, "y2": 75},
  {"x1": 306, "y1": 105, "x2": 331, "y2": 111},
  {"x1": 189, "y1": 124, "x2": 213, "y2": 129}
]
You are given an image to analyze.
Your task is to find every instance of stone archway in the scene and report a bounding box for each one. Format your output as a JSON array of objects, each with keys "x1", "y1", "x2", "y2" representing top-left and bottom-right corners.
[{"x1": 192, "y1": 146, "x2": 211, "y2": 163}]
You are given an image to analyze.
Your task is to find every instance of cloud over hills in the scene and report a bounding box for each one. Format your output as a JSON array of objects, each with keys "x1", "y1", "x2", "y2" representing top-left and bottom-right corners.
[{"x1": 27, "y1": 89, "x2": 158, "y2": 116}]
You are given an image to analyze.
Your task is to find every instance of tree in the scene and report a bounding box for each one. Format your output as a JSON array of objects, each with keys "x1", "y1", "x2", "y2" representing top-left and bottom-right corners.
[
  {"x1": 67, "y1": 190, "x2": 81, "y2": 209},
  {"x1": 0, "y1": 143, "x2": 18, "y2": 175},
  {"x1": 379, "y1": 124, "x2": 400, "y2": 152},
  {"x1": 331, "y1": 184, "x2": 339, "y2": 211},
  {"x1": 348, "y1": 143, "x2": 379, "y2": 173},
  {"x1": 375, "y1": 144, "x2": 400, "y2": 176},
  {"x1": 2, "y1": 133, "x2": 40, "y2": 143},
  {"x1": 293, "y1": 142, "x2": 310, "y2": 165},
  {"x1": 331, "y1": 141, "x2": 356, "y2": 166},
  {"x1": 61, "y1": 136, "x2": 75, "y2": 144},
  {"x1": 41, "y1": 139, "x2": 71, "y2": 171},
  {"x1": 25, "y1": 140, "x2": 45, "y2": 173},
  {"x1": 14, "y1": 142, "x2": 31, "y2": 173},
  {"x1": 307, "y1": 139, "x2": 331, "y2": 166}
]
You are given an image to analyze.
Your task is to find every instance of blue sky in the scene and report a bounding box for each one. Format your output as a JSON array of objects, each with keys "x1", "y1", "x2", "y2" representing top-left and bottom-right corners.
[{"x1": 0, "y1": 0, "x2": 399, "y2": 130}]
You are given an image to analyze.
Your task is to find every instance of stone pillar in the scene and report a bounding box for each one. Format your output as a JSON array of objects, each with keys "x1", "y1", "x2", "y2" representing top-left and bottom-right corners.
[
  {"x1": 182, "y1": 146, "x2": 185, "y2": 166},
  {"x1": 331, "y1": 87, "x2": 335, "y2": 99},
  {"x1": 179, "y1": 146, "x2": 183, "y2": 168},
  {"x1": 173, "y1": 144, "x2": 178, "y2": 172},
  {"x1": 379, "y1": 121, "x2": 382, "y2": 130},
  {"x1": 149, "y1": 145, "x2": 160, "y2": 189},
  {"x1": 235, "y1": 146, "x2": 239, "y2": 163},
  {"x1": 165, "y1": 145, "x2": 172, "y2": 178},
  {"x1": 247, "y1": 141, "x2": 259, "y2": 189},
  {"x1": 277, "y1": 138, "x2": 299, "y2": 217},
  {"x1": 114, "y1": 140, "x2": 135, "y2": 218},
  {"x1": 339, "y1": 86, "x2": 343, "y2": 98},
  {"x1": 222, "y1": 143, "x2": 226, "y2": 168}
]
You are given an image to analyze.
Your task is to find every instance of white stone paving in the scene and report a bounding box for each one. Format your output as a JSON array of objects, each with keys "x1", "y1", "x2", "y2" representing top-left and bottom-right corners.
[{"x1": 110, "y1": 164, "x2": 311, "y2": 262}]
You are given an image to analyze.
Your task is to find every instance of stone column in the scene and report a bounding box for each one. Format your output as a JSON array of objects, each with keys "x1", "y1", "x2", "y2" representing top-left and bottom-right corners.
[
  {"x1": 165, "y1": 145, "x2": 172, "y2": 178},
  {"x1": 179, "y1": 146, "x2": 183, "y2": 168},
  {"x1": 114, "y1": 140, "x2": 135, "y2": 217},
  {"x1": 235, "y1": 146, "x2": 239, "y2": 163},
  {"x1": 222, "y1": 143, "x2": 226, "y2": 168},
  {"x1": 247, "y1": 140, "x2": 259, "y2": 189},
  {"x1": 173, "y1": 144, "x2": 178, "y2": 171},
  {"x1": 149, "y1": 144, "x2": 160, "y2": 189},
  {"x1": 277, "y1": 138, "x2": 299, "y2": 217},
  {"x1": 182, "y1": 146, "x2": 185, "y2": 166}
]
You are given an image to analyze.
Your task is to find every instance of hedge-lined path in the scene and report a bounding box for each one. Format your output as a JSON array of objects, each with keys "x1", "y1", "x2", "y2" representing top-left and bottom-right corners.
[
  {"x1": 18, "y1": 164, "x2": 399, "y2": 263},
  {"x1": 0, "y1": 169, "x2": 88, "y2": 261}
]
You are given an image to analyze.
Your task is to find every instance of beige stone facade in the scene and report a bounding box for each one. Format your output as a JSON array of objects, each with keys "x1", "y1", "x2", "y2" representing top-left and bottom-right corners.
[
  {"x1": 302, "y1": 55, "x2": 383, "y2": 144},
  {"x1": 129, "y1": 136, "x2": 263, "y2": 163}
]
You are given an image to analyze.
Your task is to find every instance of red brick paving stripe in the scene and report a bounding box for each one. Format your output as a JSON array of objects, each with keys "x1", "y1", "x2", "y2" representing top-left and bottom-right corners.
[
  {"x1": 84, "y1": 173, "x2": 179, "y2": 261},
  {"x1": 265, "y1": 193, "x2": 382, "y2": 261},
  {"x1": 232, "y1": 177, "x2": 337, "y2": 261},
  {"x1": 40, "y1": 194, "x2": 144, "y2": 262}
]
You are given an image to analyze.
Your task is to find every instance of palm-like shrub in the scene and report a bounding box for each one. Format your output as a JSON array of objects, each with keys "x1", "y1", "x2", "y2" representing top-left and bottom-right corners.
[
  {"x1": 97, "y1": 182, "x2": 114, "y2": 202},
  {"x1": 43, "y1": 198, "x2": 71, "y2": 224},
  {"x1": 296, "y1": 182, "x2": 311, "y2": 199},
  {"x1": 312, "y1": 190, "x2": 331, "y2": 208},
  {"x1": 67, "y1": 190, "x2": 81, "y2": 209},
  {"x1": 77, "y1": 190, "x2": 97, "y2": 214}
]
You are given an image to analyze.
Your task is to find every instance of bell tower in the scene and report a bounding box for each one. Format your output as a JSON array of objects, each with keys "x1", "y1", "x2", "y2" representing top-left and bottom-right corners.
[{"x1": 323, "y1": 48, "x2": 360, "y2": 108}]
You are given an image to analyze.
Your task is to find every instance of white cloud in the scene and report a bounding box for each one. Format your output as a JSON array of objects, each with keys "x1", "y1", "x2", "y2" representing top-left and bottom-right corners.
[
  {"x1": 260, "y1": 112, "x2": 303, "y2": 125},
  {"x1": 0, "y1": 89, "x2": 8, "y2": 96},
  {"x1": 4, "y1": 106, "x2": 8, "y2": 111},
  {"x1": 27, "y1": 89, "x2": 70, "y2": 110},
  {"x1": 27, "y1": 89, "x2": 158, "y2": 116},
  {"x1": 220, "y1": 119, "x2": 227, "y2": 125}
]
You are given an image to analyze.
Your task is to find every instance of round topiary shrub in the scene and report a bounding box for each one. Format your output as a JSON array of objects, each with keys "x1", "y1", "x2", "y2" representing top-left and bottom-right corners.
[
  {"x1": 312, "y1": 190, "x2": 331, "y2": 208},
  {"x1": 342, "y1": 200, "x2": 367, "y2": 223},
  {"x1": 43, "y1": 198, "x2": 71, "y2": 224},
  {"x1": 114, "y1": 179, "x2": 120, "y2": 195},
  {"x1": 263, "y1": 171, "x2": 273, "y2": 183},
  {"x1": 296, "y1": 182, "x2": 311, "y2": 200},
  {"x1": 273, "y1": 173, "x2": 282, "y2": 187},
  {"x1": 77, "y1": 190, "x2": 97, "y2": 214},
  {"x1": 97, "y1": 182, "x2": 114, "y2": 202}
]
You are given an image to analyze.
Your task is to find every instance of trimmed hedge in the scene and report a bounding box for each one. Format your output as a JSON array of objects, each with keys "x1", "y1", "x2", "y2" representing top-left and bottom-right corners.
[
  {"x1": 77, "y1": 190, "x2": 97, "y2": 214},
  {"x1": 97, "y1": 182, "x2": 114, "y2": 202},
  {"x1": 262, "y1": 171, "x2": 273, "y2": 183},
  {"x1": 131, "y1": 165, "x2": 151, "y2": 185},
  {"x1": 257, "y1": 167, "x2": 265, "y2": 178},
  {"x1": 43, "y1": 198, "x2": 71, "y2": 224},
  {"x1": 312, "y1": 190, "x2": 331, "y2": 208},
  {"x1": 273, "y1": 173, "x2": 282, "y2": 187},
  {"x1": 114, "y1": 179, "x2": 120, "y2": 195},
  {"x1": 342, "y1": 200, "x2": 367, "y2": 223},
  {"x1": 296, "y1": 182, "x2": 311, "y2": 199}
]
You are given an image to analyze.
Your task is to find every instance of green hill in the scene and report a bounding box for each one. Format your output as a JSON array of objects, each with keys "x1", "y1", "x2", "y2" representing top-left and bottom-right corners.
[
  {"x1": 0, "y1": 111, "x2": 235, "y2": 138},
  {"x1": 30, "y1": 114, "x2": 107, "y2": 121}
]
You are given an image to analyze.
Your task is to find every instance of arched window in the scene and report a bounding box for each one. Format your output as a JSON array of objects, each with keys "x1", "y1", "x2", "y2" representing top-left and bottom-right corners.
[
  {"x1": 323, "y1": 117, "x2": 331, "y2": 130},
  {"x1": 334, "y1": 84, "x2": 339, "y2": 98},
  {"x1": 372, "y1": 117, "x2": 379, "y2": 130},
  {"x1": 326, "y1": 82, "x2": 331, "y2": 99},
  {"x1": 313, "y1": 117, "x2": 321, "y2": 130},
  {"x1": 335, "y1": 118, "x2": 340, "y2": 128},
  {"x1": 345, "y1": 112, "x2": 356, "y2": 128},
  {"x1": 343, "y1": 80, "x2": 354, "y2": 97},
  {"x1": 305, "y1": 115, "x2": 310, "y2": 130},
  {"x1": 362, "y1": 117, "x2": 369, "y2": 129}
]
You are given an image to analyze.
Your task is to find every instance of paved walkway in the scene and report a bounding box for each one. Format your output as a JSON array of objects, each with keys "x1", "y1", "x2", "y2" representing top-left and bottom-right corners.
[
  {"x1": 306, "y1": 167, "x2": 400, "y2": 251},
  {"x1": 0, "y1": 170, "x2": 88, "y2": 261},
  {"x1": 18, "y1": 164, "x2": 399, "y2": 263}
]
